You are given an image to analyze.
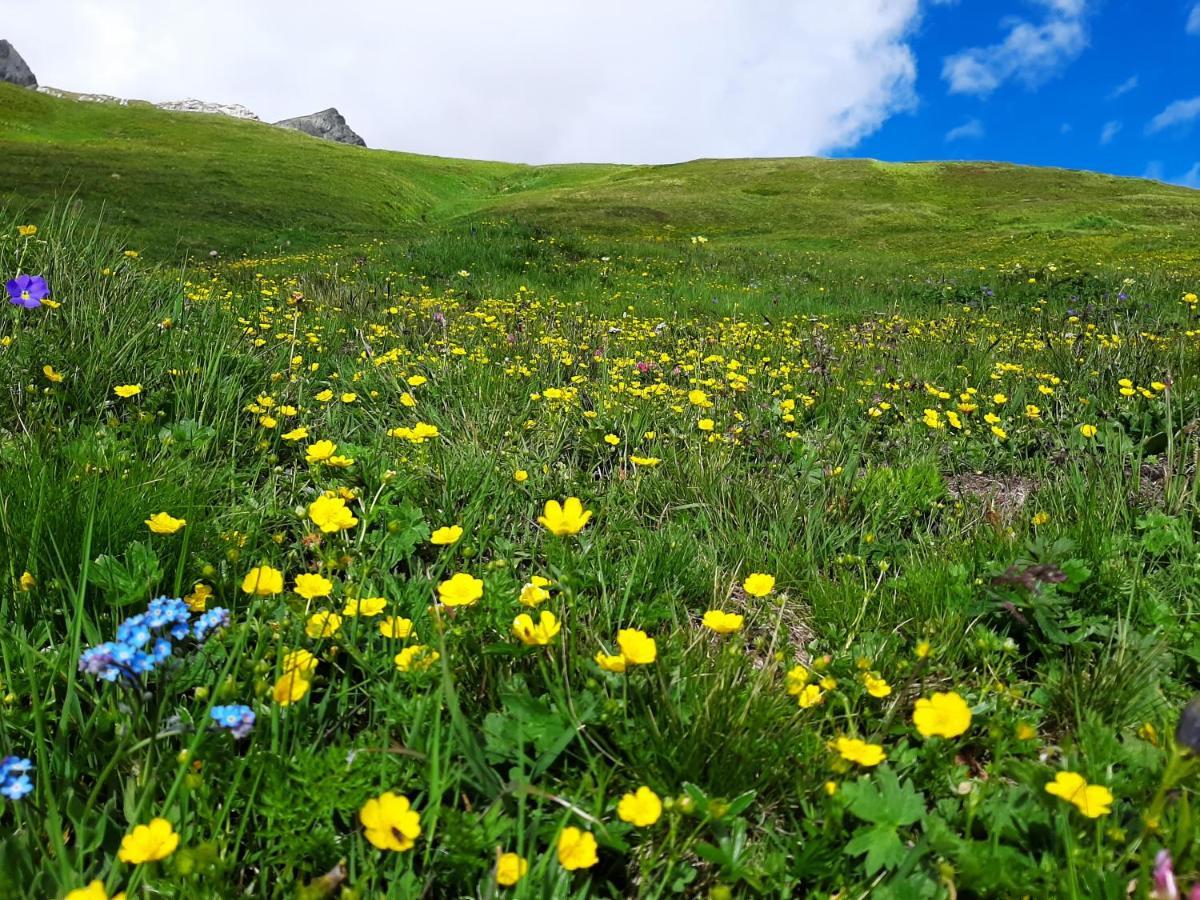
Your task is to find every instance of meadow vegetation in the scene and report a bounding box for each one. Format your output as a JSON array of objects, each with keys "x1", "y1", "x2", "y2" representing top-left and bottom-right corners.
[{"x1": 0, "y1": 86, "x2": 1199, "y2": 898}]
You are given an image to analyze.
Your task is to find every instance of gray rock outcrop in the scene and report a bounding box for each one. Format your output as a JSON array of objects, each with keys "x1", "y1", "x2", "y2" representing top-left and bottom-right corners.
[
  {"x1": 0, "y1": 40, "x2": 37, "y2": 88},
  {"x1": 274, "y1": 108, "x2": 366, "y2": 147},
  {"x1": 157, "y1": 98, "x2": 260, "y2": 120}
]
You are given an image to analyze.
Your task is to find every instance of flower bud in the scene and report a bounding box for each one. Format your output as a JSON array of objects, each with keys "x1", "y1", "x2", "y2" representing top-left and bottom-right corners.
[{"x1": 1176, "y1": 696, "x2": 1200, "y2": 753}]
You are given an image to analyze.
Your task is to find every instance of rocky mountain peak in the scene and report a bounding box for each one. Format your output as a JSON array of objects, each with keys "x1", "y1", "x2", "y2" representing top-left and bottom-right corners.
[
  {"x1": 274, "y1": 108, "x2": 366, "y2": 147},
  {"x1": 0, "y1": 40, "x2": 37, "y2": 88}
]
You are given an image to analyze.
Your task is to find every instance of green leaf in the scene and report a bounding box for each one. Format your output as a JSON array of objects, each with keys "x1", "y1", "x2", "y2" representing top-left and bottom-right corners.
[
  {"x1": 89, "y1": 540, "x2": 162, "y2": 606},
  {"x1": 843, "y1": 767, "x2": 925, "y2": 828},
  {"x1": 694, "y1": 841, "x2": 730, "y2": 866},
  {"x1": 723, "y1": 789, "x2": 757, "y2": 820},
  {"x1": 844, "y1": 824, "x2": 906, "y2": 875}
]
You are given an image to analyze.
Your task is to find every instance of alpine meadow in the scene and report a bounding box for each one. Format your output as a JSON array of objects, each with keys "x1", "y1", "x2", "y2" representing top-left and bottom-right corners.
[{"x1": 2, "y1": 75, "x2": 1200, "y2": 899}]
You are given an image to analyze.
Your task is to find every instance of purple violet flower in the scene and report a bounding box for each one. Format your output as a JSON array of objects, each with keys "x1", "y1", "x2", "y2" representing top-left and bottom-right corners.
[{"x1": 5, "y1": 274, "x2": 50, "y2": 309}]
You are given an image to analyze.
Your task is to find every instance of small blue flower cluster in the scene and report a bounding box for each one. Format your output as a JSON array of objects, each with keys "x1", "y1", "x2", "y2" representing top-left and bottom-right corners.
[
  {"x1": 79, "y1": 596, "x2": 230, "y2": 681},
  {"x1": 210, "y1": 704, "x2": 256, "y2": 739},
  {"x1": 0, "y1": 756, "x2": 33, "y2": 801},
  {"x1": 193, "y1": 606, "x2": 231, "y2": 642}
]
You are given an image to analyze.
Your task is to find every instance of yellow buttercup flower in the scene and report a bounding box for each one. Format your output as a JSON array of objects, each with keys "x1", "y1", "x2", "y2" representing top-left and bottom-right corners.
[
  {"x1": 796, "y1": 684, "x2": 824, "y2": 708},
  {"x1": 556, "y1": 827, "x2": 598, "y2": 870},
  {"x1": 309, "y1": 494, "x2": 358, "y2": 533},
  {"x1": 785, "y1": 664, "x2": 811, "y2": 694},
  {"x1": 395, "y1": 644, "x2": 440, "y2": 672},
  {"x1": 617, "y1": 628, "x2": 657, "y2": 665},
  {"x1": 343, "y1": 597, "x2": 387, "y2": 617},
  {"x1": 184, "y1": 582, "x2": 212, "y2": 612},
  {"x1": 742, "y1": 573, "x2": 776, "y2": 597},
  {"x1": 273, "y1": 670, "x2": 311, "y2": 706},
  {"x1": 912, "y1": 691, "x2": 972, "y2": 738},
  {"x1": 513, "y1": 611, "x2": 561, "y2": 645},
  {"x1": 617, "y1": 786, "x2": 662, "y2": 826},
  {"x1": 42, "y1": 364, "x2": 64, "y2": 383},
  {"x1": 496, "y1": 852, "x2": 528, "y2": 886},
  {"x1": 1079, "y1": 423, "x2": 1098, "y2": 439},
  {"x1": 113, "y1": 384, "x2": 142, "y2": 398},
  {"x1": 65, "y1": 881, "x2": 125, "y2": 900},
  {"x1": 282, "y1": 649, "x2": 318, "y2": 675},
  {"x1": 241, "y1": 565, "x2": 284, "y2": 596},
  {"x1": 862, "y1": 673, "x2": 892, "y2": 698},
  {"x1": 538, "y1": 497, "x2": 592, "y2": 536},
  {"x1": 430, "y1": 525, "x2": 464, "y2": 545},
  {"x1": 305, "y1": 610, "x2": 343, "y2": 638},
  {"x1": 117, "y1": 818, "x2": 179, "y2": 864},
  {"x1": 519, "y1": 575, "x2": 553, "y2": 606},
  {"x1": 1045, "y1": 771, "x2": 1113, "y2": 818},
  {"x1": 387, "y1": 422, "x2": 440, "y2": 443},
  {"x1": 595, "y1": 652, "x2": 627, "y2": 673},
  {"x1": 305, "y1": 440, "x2": 336, "y2": 463},
  {"x1": 833, "y1": 737, "x2": 886, "y2": 767},
  {"x1": 379, "y1": 616, "x2": 414, "y2": 638},
  {"x1": 360, "y1": 792, "x2": 421, "y2": 852},
  {"x1": 294, "y1": 573, "x2": 333, "y2": 601},
  {"x1": 144, "y1": 512, "x2": 186, "y2": 535},
  {"x1": 701, "y1": 609, "x2": 744, "y2": 634},
  {"x1": 438, "y1": 572, "x2": 483, "y2": 607}
]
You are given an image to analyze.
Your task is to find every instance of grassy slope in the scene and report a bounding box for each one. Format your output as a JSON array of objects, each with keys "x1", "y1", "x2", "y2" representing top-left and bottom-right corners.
[
  {"x1": 0, "y1": 84, "x2": 602, "y2": 254},
  {"x1": 3, "y1": 82, "x2": 1200, "y2": 269},
  {"x1": 487, "y1": 157, "x2": 1200, "y2": 266}
]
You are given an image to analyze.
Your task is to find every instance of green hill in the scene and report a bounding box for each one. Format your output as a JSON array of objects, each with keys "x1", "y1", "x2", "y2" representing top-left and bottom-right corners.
[{"x1": 3, "y1": 82, "x2": 1200, "y2": 268}]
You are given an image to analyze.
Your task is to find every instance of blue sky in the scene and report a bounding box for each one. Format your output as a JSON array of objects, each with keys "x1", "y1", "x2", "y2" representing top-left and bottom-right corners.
[{"x1": 852, "y1": 0, "x2": 1200, "y2": 187}]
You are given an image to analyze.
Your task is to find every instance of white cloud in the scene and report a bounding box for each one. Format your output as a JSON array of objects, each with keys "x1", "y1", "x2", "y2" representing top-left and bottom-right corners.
[
  {"x1": 1188, "y1": 3, "x2": 1200, "y2": 35},
  {"x1": 1107, "y1": 75, "x2": 1138, "y2": 99},
  {"x1": 1143, "y1": 160, "x2": 1200, "y2": 189},
  {"x1": 945, "y1": 118, "x2": 984, "y2": 141},
  {"x1": 1099, "y1": 120, "x2": 1121, "y2": 144},
  {"x1": 942, "y1": 0, "x2": 1089, "y2": 96},
  {"x1": 2, "y1": 0, "x2": 923, "y2": 164},
  {"x1": 1147, "y1": 97, "x2": 1200, "y2": 134}
]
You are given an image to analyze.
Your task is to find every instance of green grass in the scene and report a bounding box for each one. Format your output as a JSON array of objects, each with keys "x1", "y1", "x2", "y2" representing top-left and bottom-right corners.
[
  {"x1": 0, "y1": 88, "x2": 1199, "y2": 898},
  {"x1": 4, "y1": 83, "x2": 1200, "y2": 272}
]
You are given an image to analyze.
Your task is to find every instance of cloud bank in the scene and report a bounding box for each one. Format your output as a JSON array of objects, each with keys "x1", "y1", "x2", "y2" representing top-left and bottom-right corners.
[
  {"x1": 945, "y1": 118, "x2": 984, "y2": 141},
  {"x1": 942, "y1": 0, "x2": 1089, "y2": 96},
  {"x1": 4, "y1": 0, "x2": 922, "y2": 164},
  {"x1": 1147, "y1": 97, "x2": 1200, "y2": 134}
]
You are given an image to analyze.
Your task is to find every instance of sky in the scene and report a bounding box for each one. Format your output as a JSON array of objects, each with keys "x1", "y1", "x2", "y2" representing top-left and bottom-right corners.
[{"x1": 4, "y1": 0, "x2": 1199, "y2": 186}]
